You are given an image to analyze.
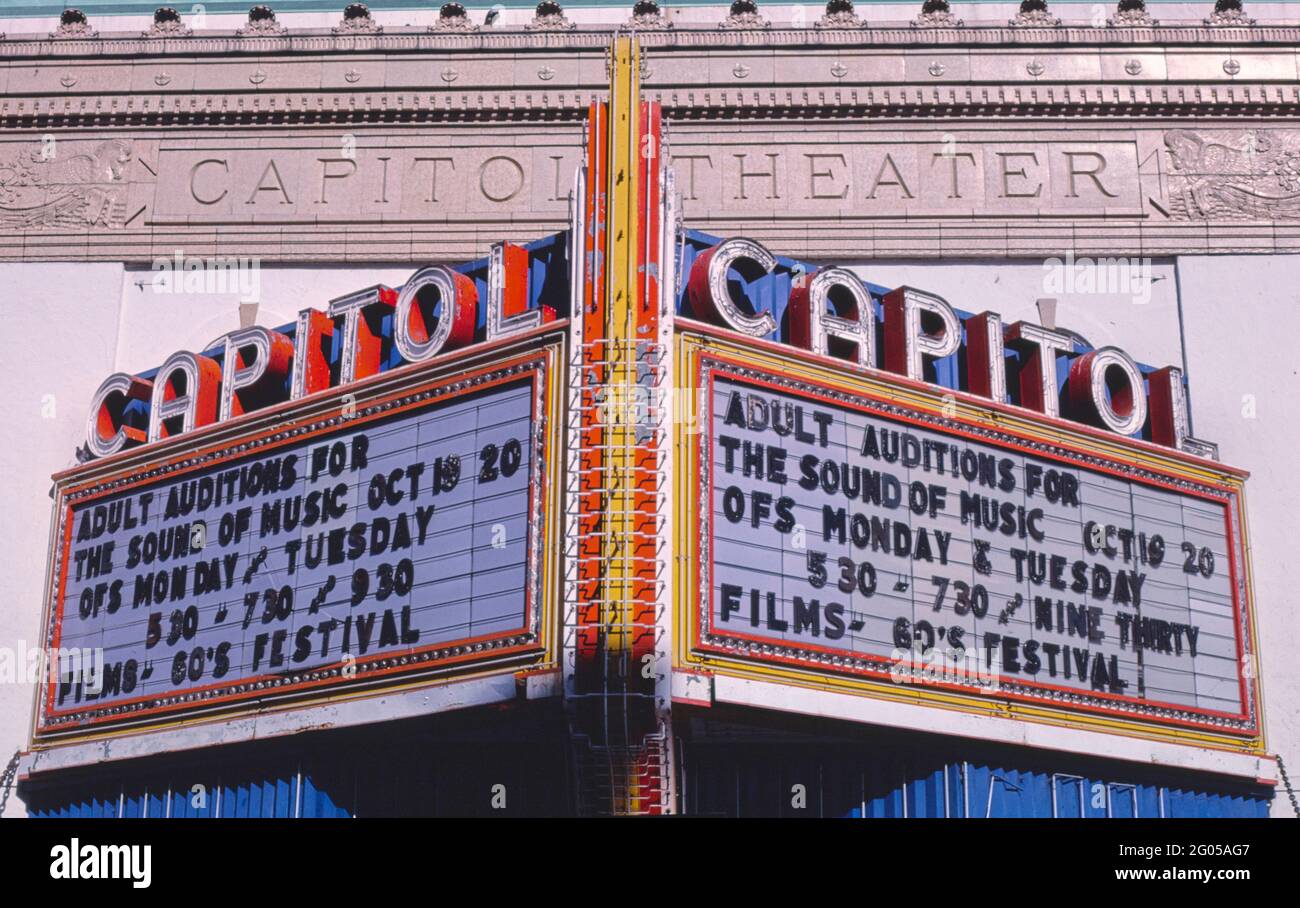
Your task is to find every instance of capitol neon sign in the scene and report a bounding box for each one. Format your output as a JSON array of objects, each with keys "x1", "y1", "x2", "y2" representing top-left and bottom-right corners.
[
  {"x1": 685, "y1": 237, "x2": 1215, "y2": 459},
  {"x1": 86, "y1": 233, "x2": 1214, "y2": 462},
  {"x1": 85, "y1": 243, "x2": 549, "y2": 459}
]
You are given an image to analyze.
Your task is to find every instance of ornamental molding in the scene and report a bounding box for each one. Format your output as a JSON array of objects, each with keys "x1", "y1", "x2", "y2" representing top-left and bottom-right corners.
[
  {"x1": 1009, "y1": 9, "x2": 1062, "y2": 28},
  {"x1": 1206, "y1": 8, "x2": 1257, "y2": 27},
  {"x1": 3, "y1": 82, "x2": 1300, "y2": 131},
  {"x1": 817, "y1": 11, "x2": 866, "y2": 29},
  {"x1": 1, "y1": 25, "x2": 1298, "y2": 55},
  {"x1": 334, "y1": 15, "x2": 382, "y2": 35},
  {"x1": 430, "y1": 12, "x2": 478, "y2": 32},
  {"x1": 3, "y1": 33, "x2": 1300, "y2": 114},
  {"x1": 1110, "y1": 8, "x2": 1157, "y2": 27},
  {"x1": 50, "y1": 22, "x2": 97, "y2": 41},
  {"x1": 527, "y1": 5, "x2": 576, "y2": 32},
  {"x1": 720, "y1": 12, "x2": 771, "y2": 30},
  {"x1": 911, "y1": 11, "x2": 964, "y2": 28},
  {"x1": 143, "y1": 11, "x2": 192, "y2": 39},
  {"x1": 628, "y1": 9, "x2": 673, "y2": 30},
  {"x1": 236, "y1": 7, "x2": 289, "y2": 39}
]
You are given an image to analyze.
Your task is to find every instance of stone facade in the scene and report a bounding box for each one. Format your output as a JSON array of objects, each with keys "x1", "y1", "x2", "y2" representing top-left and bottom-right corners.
[{"x1": 1, "y1": 24, "x2": 1298, "y2": 262}]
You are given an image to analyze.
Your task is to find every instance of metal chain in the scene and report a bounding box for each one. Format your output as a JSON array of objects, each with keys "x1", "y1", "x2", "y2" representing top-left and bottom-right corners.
[
  {"x1": 1275, "y1": 752, "x2": 1300, "y2": 818},
  {"x1": 0, "y1": 750, "x2": 21, "y2": 817}
]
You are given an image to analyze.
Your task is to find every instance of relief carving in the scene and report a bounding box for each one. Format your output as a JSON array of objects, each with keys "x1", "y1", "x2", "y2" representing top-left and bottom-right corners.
[
  {"x1": 431, "y1": 3, "x2": 478, "y2": 31},
  {"x1": 50, "y1": 9, "x2": 98, "y2": 40},
  {"x1": 627, "y1": 0, "x2": 672, "y2": 30},
  {"x1": 1009, "y1": 0, "x2": 1061, "y2": 27},
  {"x1": 1205, "y1": 0, "x2": 1256, "y2": 26},
  {"x1": 816, "y1": 0, "x2": 865, "y2": 29},
  {"x1": 1165, "y1": 129, "x2": 1300, "y2": 219},
  {"x1": 719, "y1": 0, "x2": 771, "y2": 30},
  {"x1": 143, "y1": 7, "x2": 192, "y2": 38},
  {"x1": 237, "y1": 5, "x2": 288, "y2": 38},
  {"x1": 1109, "y1": 0, "x2": 1156, "y2": 27},
  {"x1": 334, "y1": 3, "x2": 382, "y2": 34},
  {"x1": 527, "y1": 1, "x2": 576, "y2": 31},
  {"x1": 0, "y1": 141, "x2": 132, "y2": 229},
  {"x1": 911, "y1": 0, "x2": 963, "y2": 28}
]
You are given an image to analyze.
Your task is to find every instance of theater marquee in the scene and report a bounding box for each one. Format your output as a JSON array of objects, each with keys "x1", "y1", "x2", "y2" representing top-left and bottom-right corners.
[
  {"x1": 36, "y1": 332, "x2": 564, "y2": 741},
  {"x1": 676, "y1": 329, "x2": 1262, "y2": 751}
]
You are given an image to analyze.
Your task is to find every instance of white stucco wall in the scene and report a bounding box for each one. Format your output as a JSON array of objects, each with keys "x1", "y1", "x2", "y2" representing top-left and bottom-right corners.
[
  {"x1": 0, "y1": 263, "x2": 124, "y2": 817},
  {"x1": 1176, "y1": 256, "x2": 1300, "y2": 819}
]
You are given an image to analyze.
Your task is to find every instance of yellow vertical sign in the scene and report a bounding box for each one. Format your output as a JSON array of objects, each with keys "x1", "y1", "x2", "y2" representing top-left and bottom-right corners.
[{"x1": 603, "y1": 36, "x2": 641, "y2": 660}]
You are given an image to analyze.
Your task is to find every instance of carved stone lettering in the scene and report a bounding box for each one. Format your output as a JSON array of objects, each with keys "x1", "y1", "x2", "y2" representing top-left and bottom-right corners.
[
  {"x1": 153, "y1": 144, "x2": 576, "y2": 222},
  {"x1": 670, "y1": 138, "x2": 1144, "y2": 217}
]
